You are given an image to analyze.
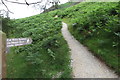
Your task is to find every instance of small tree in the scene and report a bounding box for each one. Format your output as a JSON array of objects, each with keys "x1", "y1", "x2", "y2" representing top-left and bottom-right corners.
[{"x1": 0, "y1": 0, "x2": 60, "y2": 14}]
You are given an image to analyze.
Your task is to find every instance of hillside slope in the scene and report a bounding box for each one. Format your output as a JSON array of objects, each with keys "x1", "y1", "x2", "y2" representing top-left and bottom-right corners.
[
  {"x1": 7, "y1": 13, "x2": 72, "y2": 78},
  {"x1": 5, "y1": 1, "x2": 120, "y2": 78},
  {"x1": 56, "y1": 2, "x2": 120, "y2": 75},
  {"x1": 44, "y1": 2, "x2": 80, "y2": 13},
  {"x1": 62, "y1": 22, "x2": 117, "y2": 78}
]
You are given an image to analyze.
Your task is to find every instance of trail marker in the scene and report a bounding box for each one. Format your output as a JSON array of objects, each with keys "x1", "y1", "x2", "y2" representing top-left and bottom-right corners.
[
  {"x1": 7, "y1": 38, "x2": 32, "y2": 47},
  {"x1": 0, "y1": 37, "x2": 32, "y2": 79},
  {"x1": 6, "y1": 38, "x2": 32, "y2": 53},
  {"x1": 0, "y1": 32, "x2": 6, "y2": 79}
]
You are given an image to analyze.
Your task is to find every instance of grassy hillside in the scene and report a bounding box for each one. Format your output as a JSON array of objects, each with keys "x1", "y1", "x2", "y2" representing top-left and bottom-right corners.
[
  {"x1": 58, "y1": 2, "x2": 80, "y2": 9},
  {"x1": 7, "y1": 13, "x2": 72, "y2": 78},
  {"x1": 1, "y1": 17, "x2": 12, "y2": 37},
  {"x1": 5, "y1": 1, "x2": 120, "y2": 78},
  {"x1": 44, "y1": 2, "x2": 80, "y2": 13},
  {"x1": 56, "y1": 2, "x2": 120, "y2": 74}
]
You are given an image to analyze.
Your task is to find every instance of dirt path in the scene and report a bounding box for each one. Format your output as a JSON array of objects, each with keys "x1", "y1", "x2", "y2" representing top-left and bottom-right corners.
[{"x1": 61, "y1": 22, "x2": 118, "y2": 78}]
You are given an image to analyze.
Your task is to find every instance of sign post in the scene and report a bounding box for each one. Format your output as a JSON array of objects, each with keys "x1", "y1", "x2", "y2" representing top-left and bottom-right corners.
[
  {"x1": 0, "y1": 31, "x2": 6, "y2": 79},
  {"x1": 7, "y1": 38, "x2": 32, "y2": 48},
  {"x1": 0, "y1": 34, "x2": 32, "y2": 79}
]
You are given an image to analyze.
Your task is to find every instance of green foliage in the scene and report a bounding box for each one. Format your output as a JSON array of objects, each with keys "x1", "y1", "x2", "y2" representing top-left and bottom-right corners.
[
  {"x1": 6, "y1": 1, "x2": 120, "y2": 78},
  {"x1": 58, "y1": 2, "x2": 80, "y2": 9},
  {"x1": 44, "y1": 2, "x2": 79, "y2": 13},
  {"x1": 7, "y1": 12, "x2": 71, "y2": 78},
  {"x1": 1, "y1": 17, "x2": 13, "y2": 37},
  {"x1": 60, "y1": 2, "x2": 119, "y2": 75}
]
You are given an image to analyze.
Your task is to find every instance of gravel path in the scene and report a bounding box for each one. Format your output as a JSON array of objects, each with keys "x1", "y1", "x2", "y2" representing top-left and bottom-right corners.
[{"x1": 61, "y1": 22, "x2": 118, "y2": 78}]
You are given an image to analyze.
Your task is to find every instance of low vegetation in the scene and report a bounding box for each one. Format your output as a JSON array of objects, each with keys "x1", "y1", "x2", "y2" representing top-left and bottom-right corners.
[
  {"x1": 0, "y1": 17, "x2": 13, "y2": 37},
  {"x1": 58, "y1": 2, "x2": 80, "y2": 9},
  {"x1": 6, "y1": 13, "x2": 72, "y2": 78},
  {"x1": 4, "y1": 1, "x2": 120, "y2": 78},
  {"x1": 44, "y1": 2, "x2": 79, "y2": 13},
  {"x1": 56, "y1": 2, "x2": 120, "y2": 75}
]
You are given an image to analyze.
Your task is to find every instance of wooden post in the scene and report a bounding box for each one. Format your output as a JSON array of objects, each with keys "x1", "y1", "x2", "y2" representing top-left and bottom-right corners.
[{"x1": 0, "y1": 31, "x2": 6, "y2": 79}]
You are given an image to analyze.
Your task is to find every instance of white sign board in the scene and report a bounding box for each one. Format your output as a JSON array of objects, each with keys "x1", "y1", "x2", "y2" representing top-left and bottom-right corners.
[{"x1": 7, "y1": 38, "x2": 32, "y2": 47}]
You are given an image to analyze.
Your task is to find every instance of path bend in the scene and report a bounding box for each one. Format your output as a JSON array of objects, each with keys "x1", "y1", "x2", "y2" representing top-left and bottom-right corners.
[{"x1": 61, "y1": 22, "x2": 118, "y2": 78}]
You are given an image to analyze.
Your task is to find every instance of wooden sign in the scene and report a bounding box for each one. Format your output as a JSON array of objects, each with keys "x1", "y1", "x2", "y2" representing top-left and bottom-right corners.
[
  {"x1": 0, "y1": 36, "x2": 32, "y2": 79},
  {"x1": 0, "y1": 31, "x2": 6, "y2": 79},
  {"x1": 7, "y1": 38, "x2": 32, "y2": 47}
]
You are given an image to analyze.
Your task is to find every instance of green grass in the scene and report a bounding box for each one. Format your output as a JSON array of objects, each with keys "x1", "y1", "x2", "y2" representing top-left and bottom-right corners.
[
  {"x1": 7, "y1": 48, "x2": 28, "y2": 78},
  {"x1": 60, "y1": 2, "x2": 120, "y2": 75},
  {"x1": 43, "y1": 2, "x2": 79, "y2": 13},
  {"x1": 6, "y1": 12, "x2": 72, "y2": 78},
  {"x1": 7, "y1": 36, "x2": 72, "y2": 78},
  {"x1": 58, "y1": 2, "x2": 80, "y2": 9},
  {"x1": 5, "y1": 1, "x2": 120, "y2": 78}
]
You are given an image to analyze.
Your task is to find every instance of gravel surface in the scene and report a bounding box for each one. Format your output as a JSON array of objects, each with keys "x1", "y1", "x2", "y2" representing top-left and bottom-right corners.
[{"x1": 61, "y1": 22, "x2": 118, "y2": 78}]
